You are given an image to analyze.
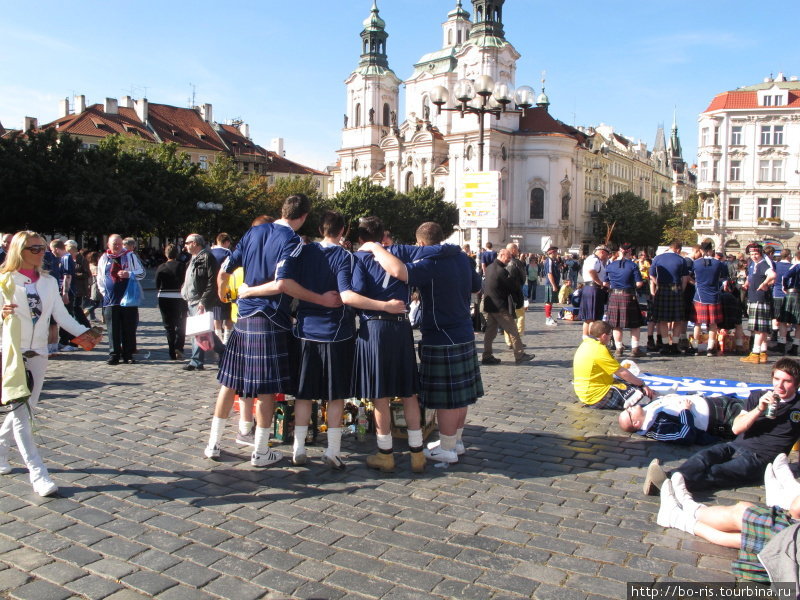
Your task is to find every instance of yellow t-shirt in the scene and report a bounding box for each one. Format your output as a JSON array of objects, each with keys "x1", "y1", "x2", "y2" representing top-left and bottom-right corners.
[
  {"x1": 227, "y1": 267, "x2": 244, "y2": 322},
  {"x1": 572, "y1": 337, "x2": 624, "y2": 405}
]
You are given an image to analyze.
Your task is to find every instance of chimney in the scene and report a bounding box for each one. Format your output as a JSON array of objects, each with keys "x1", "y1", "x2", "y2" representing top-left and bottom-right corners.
[
  {"x1": 75, "y1": 95, "x2": 86, "y2": 115},
  {"x1": 59, "y1": 98, "x2": 70, "y2": 118},
  {"x1": 120, "y1": 96, "x2": 134, "y2": 109},
  {"x1": 271, "y1": 137, "x2": 285, "y2": 157},
  {"x1": 24, "y1": 117, "x2": 38, "y2": 131},
  {"x1": 239, "y1": 123, "x2": 250, "y2": 139},
  {"x1": 135, "y1": 98, "x2": 148, "y2": 124},
  {"x1": 200, "y1": 103, "x2": 212, "y2": 123},
  {"x1": 104, "y1": 98, "x2": 118, "y2": 115}
]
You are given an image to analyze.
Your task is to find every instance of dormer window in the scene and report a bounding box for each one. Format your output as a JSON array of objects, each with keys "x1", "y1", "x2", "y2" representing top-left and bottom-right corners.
[
  {"x1": 193, "y1": 128, "x2": 206, "y2": 140},
  {"x1": 763, "y1": 95, "x2": 773, "y2": 107},
  {"x1": 90, "y1": 118, "x2": 103, "y2": 129},
  {"x1": 171, "y1": 129, "x2": 180, "y2": 137},
  {"x1": 774, "y1": 95, "x2": 784, "y2": 106}
]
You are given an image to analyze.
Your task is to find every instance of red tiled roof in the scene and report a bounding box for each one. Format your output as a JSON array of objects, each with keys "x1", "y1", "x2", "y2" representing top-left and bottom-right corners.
[
  {"x1": 261, "y1": 149, "x2": 327, "y2": 176},
  {"x1": 146, "y1": 104, "x2": 227, "y2": 152},
  {"x1": 704, "y1": 90, "x2": 800, "y2": 112},
  {"x1": 44, "y1": 105, "x2": 155, "y2": 141},
  {"x1": 515, "y1": 107, "x2": 585, "y2": 144},
  {"x1": 217, "y1": 124, "x2": 264, "y2": 158}
]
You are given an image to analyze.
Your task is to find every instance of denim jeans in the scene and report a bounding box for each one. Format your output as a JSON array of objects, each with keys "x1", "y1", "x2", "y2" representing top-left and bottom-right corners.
[
  {"x1": 188, "y1": 303, "x2": 225, "y2": 367},
  {"x1": 676, "y1": 442, "x2": 766, "y2": 491}
]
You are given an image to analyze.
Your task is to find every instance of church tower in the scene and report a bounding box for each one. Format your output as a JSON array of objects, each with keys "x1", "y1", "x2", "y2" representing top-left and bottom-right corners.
[
  {"x1": 338, "y1": 1, "x2": 401, "y2": 186},
  {"x1": 468, "y1": 0, "x2": 506, "y2": 43}
]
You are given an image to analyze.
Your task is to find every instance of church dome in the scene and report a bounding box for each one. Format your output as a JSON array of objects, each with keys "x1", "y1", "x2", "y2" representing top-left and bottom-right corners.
[{"x1": 363, "y1": 1, "x2": 385, "y2": 30}]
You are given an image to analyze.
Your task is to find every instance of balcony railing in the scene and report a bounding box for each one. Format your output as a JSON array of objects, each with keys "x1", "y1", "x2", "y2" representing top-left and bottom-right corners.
[
  {"x1": 693, "y1": 218, "x2": 718, "y2": 231},
  {"x1": 756, "y1": 218, "x2": 787, "y2": 229}
]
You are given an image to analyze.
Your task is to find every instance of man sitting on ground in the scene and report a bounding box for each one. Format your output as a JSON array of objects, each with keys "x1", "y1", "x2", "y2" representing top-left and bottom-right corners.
[
  {"x1": 619, "y1": 393, "x2": 745, "y2": 445},
  {"x1": 644, "y1": 357, "x2": 800, "y2": 494},
  {"x1": 573, "y1": 320, "x2": 655, "y2": 409}
]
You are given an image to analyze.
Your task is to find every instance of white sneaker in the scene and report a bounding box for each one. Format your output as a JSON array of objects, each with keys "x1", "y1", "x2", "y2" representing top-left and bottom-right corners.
[
  {"x1": 322, "y1": 451, "x2": 345, "y2": 470},
  {"x1": 33, "y1": 476, "x2": 58, "y2": 497},
  {"x1": 423, "y1": 445, "x2": 458, "y2": 463},
  {"x1": 292, "y1": 447, "x2": 307, "y2": 466},
  {"x1": 204, "y1": 444, "x2": 221, "y2": 461},
  {"x1": 58, "y1": 345, "x2": 77, "y2": 353},
  {"x1": 427, "y1": 439, "x2": 465, "y2": 456},
  {"x1": 0, "y1": 456, "x2": 11, "y2": 475},
  {"x1": 545, "y1": 318, "x2": 558, "y2": 327},
  {"x1": 252, "y1": 449, "x2": 282, "y2": 467}
]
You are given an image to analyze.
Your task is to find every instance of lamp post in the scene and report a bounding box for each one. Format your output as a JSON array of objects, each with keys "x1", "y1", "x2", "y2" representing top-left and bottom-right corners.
[
  {"x1": 429, "y1": 75, "x2": 535, "y2": 171},
  {"x1": 197, "y1": 202, "x2": 223, "y2": 240}
]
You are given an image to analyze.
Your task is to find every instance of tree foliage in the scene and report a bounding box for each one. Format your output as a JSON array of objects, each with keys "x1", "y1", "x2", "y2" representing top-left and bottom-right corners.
[
  {"x1": 660, "y1": 193, "x2": 700, "y2": 246},
  {"x1": 596, "y1": 191, "x2": 664, "y2": 249}
]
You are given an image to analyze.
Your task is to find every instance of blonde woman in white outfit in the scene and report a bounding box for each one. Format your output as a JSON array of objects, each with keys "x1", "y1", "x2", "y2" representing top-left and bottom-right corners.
[{"x1": 0, "y1": 231, "x2": 90, "y2": 496}]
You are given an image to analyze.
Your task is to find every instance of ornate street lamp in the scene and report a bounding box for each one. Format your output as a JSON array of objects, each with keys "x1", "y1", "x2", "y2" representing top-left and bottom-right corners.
[{"x1": 429, "y1": 75, "x2": 535, "y2": 171}]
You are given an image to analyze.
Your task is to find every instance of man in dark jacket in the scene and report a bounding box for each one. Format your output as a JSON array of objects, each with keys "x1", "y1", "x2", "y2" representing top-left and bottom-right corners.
[
  {"x1": 503, "y1": 243, "x2": 527, "y2": 349},
  {"x1": 482, "y1": 249, "x2": 534, "y2": 365},
  {"x1": 182, "y1": 233, "x2": 225, "y2": 371}
]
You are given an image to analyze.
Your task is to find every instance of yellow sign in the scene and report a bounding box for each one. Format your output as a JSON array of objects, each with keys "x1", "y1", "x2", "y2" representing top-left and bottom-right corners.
[{"x1": 459, "y1": 171, "x2": 499, "y2": 228}]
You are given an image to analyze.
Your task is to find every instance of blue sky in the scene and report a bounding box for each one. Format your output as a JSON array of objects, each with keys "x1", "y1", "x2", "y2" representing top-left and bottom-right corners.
[{"x1": 2, "y1": 1, "x2": 798, "y2": 171}]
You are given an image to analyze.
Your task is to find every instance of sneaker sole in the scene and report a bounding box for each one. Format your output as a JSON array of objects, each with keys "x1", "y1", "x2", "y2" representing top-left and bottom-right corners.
[
  {"x1": 235, "y1": 439, "x2": 254, "y2": 447},
  {"x1": 322, "y1": 455, "x2": 345, "y2": 470},
  {"x1": 643, "y1": 459, "x2": 666, "y2": 496}
]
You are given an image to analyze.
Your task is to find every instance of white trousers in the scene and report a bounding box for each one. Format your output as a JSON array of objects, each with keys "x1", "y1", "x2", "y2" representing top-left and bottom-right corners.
[{"x1": 0, "y1": 354, "x2": 49, "y2": 484}]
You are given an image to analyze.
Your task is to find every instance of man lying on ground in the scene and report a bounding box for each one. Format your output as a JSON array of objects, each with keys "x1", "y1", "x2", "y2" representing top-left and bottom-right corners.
[
  {"x1": 619, "y1": 393, "x2": 745, "y2": 445},
  {"x1": 644, "y1": 357, "x2": 800, "y2": 494}
]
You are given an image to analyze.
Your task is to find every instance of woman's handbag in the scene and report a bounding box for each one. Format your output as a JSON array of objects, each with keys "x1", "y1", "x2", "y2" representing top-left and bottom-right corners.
[{"x1": 185, "y1": 311, "x2": 214, "y2": 337}]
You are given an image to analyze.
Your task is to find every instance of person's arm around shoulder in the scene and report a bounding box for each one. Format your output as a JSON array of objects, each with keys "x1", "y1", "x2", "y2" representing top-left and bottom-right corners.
[{"x1": 360, "y1": 242, "x2": 408, "y2": 282}]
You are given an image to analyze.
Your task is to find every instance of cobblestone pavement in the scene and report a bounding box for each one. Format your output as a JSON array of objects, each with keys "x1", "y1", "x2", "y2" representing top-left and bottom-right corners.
[{"x1": 0, "y1": 277, "x2": 789, "y2": 600}]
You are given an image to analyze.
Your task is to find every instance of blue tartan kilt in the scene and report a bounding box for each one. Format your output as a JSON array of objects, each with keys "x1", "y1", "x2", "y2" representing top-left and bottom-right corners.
[
  {"x1": 748, "y1": 302, "x2": 773, "y2": 333},
  {"x1": 295, "y1": 337, "x2": 355, "y2": 401},
  {"x1": 606, "y1": 292, "x2": 642, "y2": 329},
  {"x1": 353, "y1": 319, "x2": 419, "y2": 400},
  {"x1": 418, "y1": 341, "x2": 483, "y2": 410},
  {"x1": 778, "y1": 291, "x2": 800, "y2": 324},
  {"x1": 579, "y1": 286, "x2": 606, "y2": 321},
  {"x1": 217, "y1": 313, "x2": 296, "y2": 397},
  {"x1": 651, "y1": 287, "x2": 684, "y2": 323},
  {"x1": 732, "y1": 505, "x2": 795, "y2": 583}
]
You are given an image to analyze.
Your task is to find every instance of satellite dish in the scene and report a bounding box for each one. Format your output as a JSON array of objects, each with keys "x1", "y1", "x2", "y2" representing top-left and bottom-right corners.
[{"x1": 541, "y1": 236, "x2": 553, "y2": 252}]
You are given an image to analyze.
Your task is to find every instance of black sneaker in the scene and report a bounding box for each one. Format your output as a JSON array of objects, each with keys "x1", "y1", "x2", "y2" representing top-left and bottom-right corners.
[
  {"x1": 107, "y1": 357, "x2": 120, "y2": 365},
  {"x1": 481, "y1": 356, "x2": 501, "y2": 365},
  {"x1": 515, "y1": 353, "x2": 535, "y2": 364},
  {"x1": 183, "y1": 364, "x2": 204, "y2": 371},
  {"x1": 789, "y1": 345, "x2": 798, "y2": 356},
  {"x1": 646, "y1": 338, "x2": 657, "y2": 351}
]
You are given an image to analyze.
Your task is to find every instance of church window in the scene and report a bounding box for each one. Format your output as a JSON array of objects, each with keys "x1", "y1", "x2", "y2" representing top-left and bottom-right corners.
[
  {"x1": 363, "y1": 40, "x2": 368, "y2": 54},
  {"x1": 448, "y1": 30, "x2": 452, "y2": 45},
  {"x1": 466, "y1": 145, "x2": 473, "y2": 160},
  {"x1": 501, "y1": 146, "x2": 508, "y2": 161},
  {"x1": 353, "y1": 159, "x2": 359, "y2": 171},
  {"x1": 457, "y1": 30, "x2": 462, "y2": 44},
  {"x1": 477, "y1": 7, "x2": 483, "y2": 21},
  {"x1": 355, "y1": 103, "x2": 361, "y2": 127},
  {"x1": 383, "y1": 103, "x2": 390, "y2": 126},
  {"x1": 530, "y1": 188, "x2": 544, "y2": 220}
]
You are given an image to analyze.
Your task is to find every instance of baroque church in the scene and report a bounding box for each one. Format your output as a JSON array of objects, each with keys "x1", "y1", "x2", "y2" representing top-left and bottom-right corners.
[{"x1": 332, "y1": 0, "x2": 691, "y2": 254}]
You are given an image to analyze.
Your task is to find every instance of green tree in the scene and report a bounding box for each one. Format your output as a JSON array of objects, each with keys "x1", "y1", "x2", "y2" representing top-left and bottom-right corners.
[
  {"x1": 399, "y1": 186, "x2": 459, "y2": 244},
  {"x1": 661, "y1": 193, "x2": 700, "y2": 246},
  {"x1": 330, "y1": 177, "x2": 402, "y2": 243},
  {"x1": 596, "y1": 191, "x2": 662, "y2": 248}
]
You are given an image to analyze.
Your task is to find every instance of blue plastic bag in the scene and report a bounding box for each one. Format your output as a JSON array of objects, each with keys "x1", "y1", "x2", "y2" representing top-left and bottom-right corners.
[{"x1": 121, "y1": 277, "x2": 142, "y2": 307}]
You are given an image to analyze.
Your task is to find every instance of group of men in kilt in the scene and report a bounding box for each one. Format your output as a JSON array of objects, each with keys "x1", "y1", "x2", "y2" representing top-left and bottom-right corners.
[{"x1": 202, "y1": 194, "x2": 483, "y2": 471}]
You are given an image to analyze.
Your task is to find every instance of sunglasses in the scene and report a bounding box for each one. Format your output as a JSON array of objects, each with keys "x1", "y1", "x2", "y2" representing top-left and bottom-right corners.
[{"x1": 23, "y1": 245, "x2": 46, "y2": 254}]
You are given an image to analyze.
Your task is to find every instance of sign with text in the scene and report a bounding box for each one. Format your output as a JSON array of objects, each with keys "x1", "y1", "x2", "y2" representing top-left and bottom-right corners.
[{"x1": 459, "y1": 171, "x2": 499, "y2": 229}]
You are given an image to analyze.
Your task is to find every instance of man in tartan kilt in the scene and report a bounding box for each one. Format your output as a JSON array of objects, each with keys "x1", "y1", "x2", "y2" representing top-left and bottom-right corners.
[
  {"x1": 644, "y1": 358, "x2": 800, "y2": 496},
  {"x1": 771, "y1": 249, "x2": 794, "y2": 355},
  {"x1": 363, "y1": 222, "x2": 484, "y2": 465},
  {"x1": 780, "y1": 256, "x2": 800, "y2": 356},
  {"x1": 579, "y1": 245, "x2": 610, "y2": 339},
  {"x1": 741, "y1": 243, "x2": 777, "y2": 364},
  {"x1": 603, "y1": 243, "x2": 645, "y2": 358},
  {"x1": 649, "y1": 240, "x2": 690, "y2": 356},
  {"x1": 691, "y1": 243, "x2": 729, "y2": 357}
]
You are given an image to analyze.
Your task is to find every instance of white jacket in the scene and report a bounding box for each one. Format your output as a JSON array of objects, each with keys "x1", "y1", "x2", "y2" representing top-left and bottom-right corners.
[
  {"x1": 3, "y1": 271, "x2": 87, "y2": 352},
  {"x1": 96, "y1": 251, "x2": 145, "y2": 304}
]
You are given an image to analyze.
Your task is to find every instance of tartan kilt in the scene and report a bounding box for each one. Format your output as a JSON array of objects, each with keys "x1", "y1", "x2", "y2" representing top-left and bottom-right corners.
[
  {"x1": 606, "y1": 292, "x2": 642, "y2": 329},
  {"x1": 684, "y1": 284, "x2": 697, "y2": 322},
  {"x1": 748, "y1": 302, "x2": 773, "y2": 333},
  {"x1": 295, "y1": 337, "x2": 355, "y2": 401},
  {"x1": 719, "y1": 292, "x2": 743, "y2": 328},
  {"x1": 579, "y1": 286, "x2": 606, "y2": 322},
  {"x1": 693, "y1": 302, "x2": 723, "y2": 325},
  {"x1": 732, "y1": 505, "x2": 795, "y2": 582},
  {"x1": 418, "y1": 341, "x2": 483, "y2": 410},
  {"x1": 651, "y1": 287, "x2": 684, "y2": 323},
  {"x1": 217, "y1": 313, "x2": 296, "y2": 397},
  {"x1": 778, "y1": 290, "x2": 800, "y2": 324},
  {"x1": 544, "y1": 285, "x2": 559, "y2": 305}
]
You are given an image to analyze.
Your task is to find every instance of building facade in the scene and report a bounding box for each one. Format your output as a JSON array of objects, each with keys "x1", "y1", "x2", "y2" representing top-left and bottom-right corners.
[
  {"x1": 695, "y1": 74, "x2": 800, "y2": 253},
  {"x1": 334, "y1": 1, "x2": 691, "y2": 254}
]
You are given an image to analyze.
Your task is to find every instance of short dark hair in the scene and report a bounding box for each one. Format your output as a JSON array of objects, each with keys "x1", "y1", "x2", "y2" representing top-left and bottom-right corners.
[
  {"x1": 320, "y1": 210, "x2": 345, "y2": 238},
  {"x1": 165, "y1": 244, "x2": 178, "y2": 260},
  {"x1": 357, "y1": 216, "x2": 384, "y2": 243},
  {"x1": 746, "y1": 242, "x2": 763, "y2": 254},
  {"x1": 252, "y1": 215, "x2": 274, "y2": 226},
  {"x1": 589, "y1": 321, "x2": 612, "y2": 338},
  {"x1": 773, "y1": 358, "x2": 800, "y2": 386},
  {"x1": 669, "y1": 239, "x2": 682, "y2": 250},
  {"x1": 281, "y1": 194, "x2": 311, "y2": 220},
  {"x1": 780, "y1": 249, "x2": 792, "y2": 261},
  {"x1": 416, "y1": 222, "x2": 444, "y2": 245},
  {"x1": 485, "y1": 242, "x2": 493, "y2": 249},
  {"x1": 216, "y1": 233, "x2": 232, "y2": 246}
]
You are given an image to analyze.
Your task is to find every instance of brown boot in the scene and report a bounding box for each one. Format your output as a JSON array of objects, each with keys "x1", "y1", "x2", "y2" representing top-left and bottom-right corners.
[
  {"x1": 740, "y1": 352, "x2": 761, "y2": 364},
  {"x1": 410, "y1": 451, "x2": 426, "y2": 473},
  {"x1": 759, "y1": 352, "x2": 769, "y2": 364},
  {"x1": 366, "y1": 452, "x2": 395, "y2": 473}
]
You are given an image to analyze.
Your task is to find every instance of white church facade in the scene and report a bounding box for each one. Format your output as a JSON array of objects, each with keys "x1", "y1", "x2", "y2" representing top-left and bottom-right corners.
[{"x1": 333, "y1": 1, "x2": 691, "y2": 254}]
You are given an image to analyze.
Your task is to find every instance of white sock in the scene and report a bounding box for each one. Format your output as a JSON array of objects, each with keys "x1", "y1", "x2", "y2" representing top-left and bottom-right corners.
[
  {"x1": 761, "y1": 343, "x2": 769, "y2": 353},
  {"x1": 239, "y1": 419, "x2": 253, "y2": 435},
  {"x1": 215, "y1": 329, "x2": 223, "y2": 340},
  {"x1": 778, "y1": 336, "x2": 787, "y2": 345},
  {"x1": 209, "y1": 416, "x2": 227, "y2": 448},
  {"x1": 326, "y1": 428, "x2": 342, "y2": 457},
  {"x1": 254, "y1": 427, "x2": 271, "y2": 454},
  {"x1": 294, "y1": 426, "x2": 308, "y2": 453},
  {"x1": 671, "y1": 473, "x2": 704, "y2": 517},
  {"x1": 223, "y1": 329, "x2": 231, "y2": 345},
  {"x1": 407, "y1": 429, "x2": 423, "y2": 451},
  {"x1": 631, "y1": 340, "x2": 639, "y2": 349},
  {"x1": 765, "y1": 464, "x2": 785, "y2": 508},
  {"x1": 377, "y1": 433, "x2": 393, "y2": 452},
  {"x1": 615, "y1": 341, "x2": 623, "y2": 349},
  {"x1": 456, "y1": 428, "x2": 464, "y2": 443},
  {"x1": 439, "y1": 434, "x2": 457, "y2": 452}
]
